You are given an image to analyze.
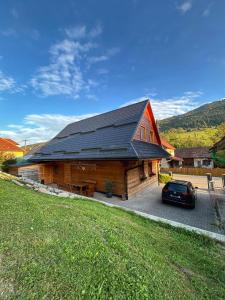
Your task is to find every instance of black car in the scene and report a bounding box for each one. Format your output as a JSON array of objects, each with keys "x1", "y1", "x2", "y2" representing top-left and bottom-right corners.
[{"x1": 162, "y1": 180, "x2": 197, "y2": 209}]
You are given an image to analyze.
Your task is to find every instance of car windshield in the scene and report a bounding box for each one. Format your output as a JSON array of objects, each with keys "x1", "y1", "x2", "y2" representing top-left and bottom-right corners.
[{"x1": 167, "y1": 183, "x2": 187, "y2": 193}]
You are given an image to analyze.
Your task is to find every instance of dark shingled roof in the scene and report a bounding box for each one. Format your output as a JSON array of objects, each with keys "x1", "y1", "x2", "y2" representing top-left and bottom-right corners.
[
  {"x1": 30, "y1": 100, "x2": 169, "y2": 161},
  {"x1": 175, "y1": 147, "x2": 211, "y2": 159}
]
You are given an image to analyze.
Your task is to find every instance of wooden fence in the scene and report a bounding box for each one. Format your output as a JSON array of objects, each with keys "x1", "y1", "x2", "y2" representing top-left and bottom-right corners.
[{"x1": 161, "y1": 167, "x2": 225, "y2": 177}]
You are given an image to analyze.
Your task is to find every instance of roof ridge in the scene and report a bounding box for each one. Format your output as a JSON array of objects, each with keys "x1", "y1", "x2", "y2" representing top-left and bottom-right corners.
[{"x1": 63, "y1": 99, "x2": 149, "y2": 129}]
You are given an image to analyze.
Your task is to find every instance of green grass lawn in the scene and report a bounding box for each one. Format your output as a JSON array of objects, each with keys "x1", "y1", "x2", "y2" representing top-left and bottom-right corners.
[{"x1": 0, "y1": 179, "x2": 225, "y2": 299}]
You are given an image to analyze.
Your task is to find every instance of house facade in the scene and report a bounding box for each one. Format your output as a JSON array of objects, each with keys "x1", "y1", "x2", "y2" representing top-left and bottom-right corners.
[
  {"x1": 175, "y1": 147, "x2": 214, "y2": 168},
  {"x1": 15, "y1": 100, "x2": 168, "y2": 199},
  {"x1": 160, "y1": 139, "x2": 182, "y2": 168}
]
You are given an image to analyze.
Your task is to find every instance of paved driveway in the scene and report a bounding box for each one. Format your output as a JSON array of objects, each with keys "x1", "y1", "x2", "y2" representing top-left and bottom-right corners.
[
  {"x1": 95, "y1": 182, "x2": 222, "y2": 234},
  {"x1": 172, "y1": 174, "x2": 222, "y2": 189}
]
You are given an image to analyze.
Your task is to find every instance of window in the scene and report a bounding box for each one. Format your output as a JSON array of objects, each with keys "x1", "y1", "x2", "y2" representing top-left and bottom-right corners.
[
  {"x1": 167, "y1": 183, "x2": 187, "y2": 193},
  {"x1": 202, "y1": 159, "x2": 211, "y2": 166},
  {"x1": 140, "y1": 126, "x2": 146, "y2": 140},
  {"x1": 150, "y1": 130, "x2": 154, "y2": 143}
]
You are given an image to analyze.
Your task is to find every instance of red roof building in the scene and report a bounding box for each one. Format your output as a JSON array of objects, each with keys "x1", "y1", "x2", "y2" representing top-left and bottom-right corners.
[
  {"x1": 161, "y1": 138, "x2": 175, "y2": 150},
  {"x1": 0, "y1": 138, "x2": 24, "y2": 157}
]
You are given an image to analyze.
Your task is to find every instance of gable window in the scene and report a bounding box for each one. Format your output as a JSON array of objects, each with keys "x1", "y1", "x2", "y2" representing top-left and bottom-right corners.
[
  {"x1": 140, "y1": 126, "x2": 146, "y2": 141},
  {"x1": 150, "y1": 130, "x2": 154, "y2": 143}
]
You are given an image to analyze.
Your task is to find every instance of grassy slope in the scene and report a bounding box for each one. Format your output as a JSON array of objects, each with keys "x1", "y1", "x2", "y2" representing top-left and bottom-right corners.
[{"x1": 0, "y1": 179, "x2": 225, "y2": 299}]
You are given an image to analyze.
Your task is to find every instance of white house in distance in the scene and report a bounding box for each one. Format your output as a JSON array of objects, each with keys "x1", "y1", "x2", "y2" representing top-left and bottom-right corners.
[
  {"x1": 175, "y1": 147, "x2": 214, "y2": 168},
  {"x1": 160, "y1": 139, "x2": 183, "y2": 168}
]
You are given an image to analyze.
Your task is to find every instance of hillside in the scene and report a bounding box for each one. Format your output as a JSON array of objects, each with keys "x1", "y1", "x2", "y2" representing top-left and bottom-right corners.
[
  {"x1": 160, "y1": 122, "x2": 225, "y2": 148},
  {"x1": 0, "y1": 178, "x2": 225, "y2": 299},
  {"x1": 160, "y1": 98, "x2": 225, "y2": 131}
]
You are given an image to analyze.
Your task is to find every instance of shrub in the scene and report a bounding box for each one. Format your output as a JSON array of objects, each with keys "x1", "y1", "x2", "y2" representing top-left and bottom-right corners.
[
  {"x1": 159, "y1": 173, "x2": 172, "y2": 184},
  {"x1": 105, "y1": 180, "x2": 114, "y2": 193},
  {"x1": 0, "y1": 152, "x2": 16, "y2": 171}
]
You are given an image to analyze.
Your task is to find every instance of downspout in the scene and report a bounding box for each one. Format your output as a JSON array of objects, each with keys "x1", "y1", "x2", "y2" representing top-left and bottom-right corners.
[{"x1": 124, "y1": 143, "x2": 141, "y2": 200}]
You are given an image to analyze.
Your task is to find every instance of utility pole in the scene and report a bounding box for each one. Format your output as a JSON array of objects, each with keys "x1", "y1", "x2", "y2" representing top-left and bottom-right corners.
[{"x1": 23, "y1": 139, "x2": 28, "y2": 153}]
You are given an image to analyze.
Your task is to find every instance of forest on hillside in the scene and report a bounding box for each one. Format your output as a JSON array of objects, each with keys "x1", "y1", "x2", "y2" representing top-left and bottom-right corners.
[
  {"x1": 160, "y1": 122, "x2": 225, "y2": 148},
  {"x1": 160, "y1": 99, "x2": 225, "y2": 131}
]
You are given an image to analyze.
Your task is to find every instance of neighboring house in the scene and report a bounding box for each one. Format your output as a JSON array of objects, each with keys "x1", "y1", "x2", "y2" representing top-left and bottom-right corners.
[
  {"x1": 0, "y1": 138, "x2": 24, "y2": 158},
  {"x1": 175, "y1": 147, "x2": 214, "y2": 168},
  {"x1": 160, "y1": 139, "x2": 183, "y2": 168},
  {"x1": 18, "y1": 100, "x2": 168, "y2": 199},
  {"x1": 8, "y1": 143, "x2": 46, "y2": 178}
]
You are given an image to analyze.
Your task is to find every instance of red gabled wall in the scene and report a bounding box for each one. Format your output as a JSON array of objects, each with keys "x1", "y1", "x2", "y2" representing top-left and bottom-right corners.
[{"x1": 133, "y1": 102, "x2": 161, "y2": 145}]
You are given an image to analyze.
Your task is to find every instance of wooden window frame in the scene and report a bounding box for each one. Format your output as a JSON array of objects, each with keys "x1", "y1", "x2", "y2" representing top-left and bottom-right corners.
[
  {"x1": 140, "y1": 126, "x2": 146, "y2": 141},
  {"x1": 150, "y1": 130, "x2": 154, "y2": 143}
]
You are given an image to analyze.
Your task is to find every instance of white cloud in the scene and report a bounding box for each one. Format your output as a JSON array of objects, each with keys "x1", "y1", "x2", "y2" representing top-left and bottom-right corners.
[
  {"x1": 86, "y1": 94, "x2": 98, "y2": 101},
  {"x1": 121, "y1": 91, "x2": 204, "y2": 120},
  {"x1": 0, "y1": 71, "x2": 15, "y2": 91},
  {"x1": 31, "y1": 39, "x2": 96, "y2": 98},
  {"x1": 0, "y1": 113, "x2": 97, "y2": 144},
  {"x1": 89, "y1": 23, "x2": 103, "y2": 38},
  {"x1": 31, "y1": 24, "x2": 118, "y2": 98},
  {"x1": 177, "y1": 1, "x2": 192, "y2": 14},
  {"x1": 1, "y1": 27, "x2": 40, "y2": 41},
  {"x1": 11, "y1": 8, "x2": 19, "y2": 18},
  {"x1": 106, "y1": 47, "x2": 120, "y2": 56},
  {"x1": 65, "y1": 23, "x2": 103, "y2": 40},
  {"x1": 97, "y1": 68, "x2": 109, "y2": 75},
  {"x1": 30, "y1": 29, "x2": 40, "y2": 40},
  {"x1": 87, "y1": 47, "x2": 120, "y2": 67},
  {"x1": 202, "y1": 4, "x2": 212, "y2": 17},
  {"x1": 88, "y1": 55, "x2": 108, "y2": 64},
  {"x1": 0, "y1": 71, "x2": 27, "y2": 94},
  {"x1": 1, "y1": 28, "x2": 17, "y2": 37},
  {"x1": 65, "y1": 25, "x2": 87, "y2": 39}
]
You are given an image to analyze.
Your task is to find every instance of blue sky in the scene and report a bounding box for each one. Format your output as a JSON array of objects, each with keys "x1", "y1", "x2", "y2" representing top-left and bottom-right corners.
[{"x1": 0, "y1": 0, "x2": 225, "y2": 144}]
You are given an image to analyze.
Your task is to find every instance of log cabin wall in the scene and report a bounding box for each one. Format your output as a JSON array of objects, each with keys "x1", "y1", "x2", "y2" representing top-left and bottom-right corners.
[
  {"x1": 51, "y1": 160, "x2": 126, "y2": 197},
  {"x1": 14, "y1": 159, "x2": 159, "y2": 198},
  {"x1": 13, "y1": 164, "x2": 53, "y2": 184},
  {"x1": 8, "y1": 166, "x2": 19, "y2": 176},
  {"x1": 126, "y1": 160, "x2": 158, "y2": 197}
]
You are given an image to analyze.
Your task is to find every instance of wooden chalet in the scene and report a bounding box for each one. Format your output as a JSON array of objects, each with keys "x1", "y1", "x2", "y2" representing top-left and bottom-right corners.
[{"x1": 22, "y1": 100, "x2": 169, "y2": 199}]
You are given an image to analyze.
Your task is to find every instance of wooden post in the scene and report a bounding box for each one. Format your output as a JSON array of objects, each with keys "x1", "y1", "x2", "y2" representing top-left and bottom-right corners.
[
  {"x1": 169, "y1": 171, "x2": 173, "y2": 178},
  {"x1": 222, "y1": 174, "x2": 225, "y2": 188},
  {"x1": 206, "y1": 173, "x2": 212, "y2": 190}
]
